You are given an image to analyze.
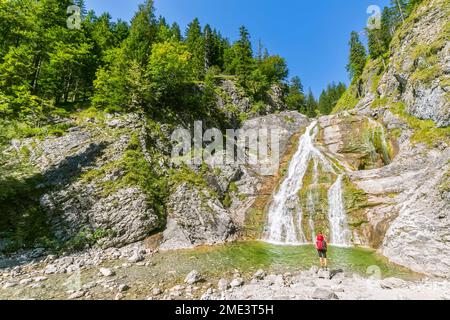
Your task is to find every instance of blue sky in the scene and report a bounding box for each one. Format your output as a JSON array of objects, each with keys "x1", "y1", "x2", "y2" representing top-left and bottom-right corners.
[{"x1": 85, "y1": 0, "x2": 390, "y2": 98}]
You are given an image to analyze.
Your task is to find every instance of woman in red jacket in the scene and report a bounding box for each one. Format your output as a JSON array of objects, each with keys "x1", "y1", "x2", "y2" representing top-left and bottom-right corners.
[{"x1": 316, "y1": 232, "x2": 328, "y2": 270}]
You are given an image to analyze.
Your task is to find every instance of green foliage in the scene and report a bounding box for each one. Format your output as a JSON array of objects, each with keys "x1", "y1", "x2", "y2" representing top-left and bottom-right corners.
[
  {"x1": 0, "y1": 152, "x2": 53, "y2": 252},
  {"x1": 333, "y1": 88, "x2": 360, "y2": 113},
  {"x1": 257, "y1": 55, "x2": 288, "y2": 83},
  {"x1": 318, "y1": 82, "x2": 347, "y2": 115},
  {"x1": 285, "y1": 76, "x2": 305, "y2": 111},
  {"x1": 391, "y1": 102, "x2": 450, "y2": 146},
  {"x1": 64, "y1": 228, "x2": 116, "y2": 252},
  {"x1": 304, "y1": 89, "x2": 318, "y2": 118},
  {"x1": 82, "y1": 132, "x2": 169, "y2": 220},
  {"x1": 147, "y1": 41, "x2": 194, "y2": 101},
  {"x1": 346, "y1": 32, "x2": 367, "y2": 82},
  {"x1": 124, "y1": 0, "x2": 158, "y2": 65},
  {"x1": 185, "y1": 18, "x2": 205, "y2": 79},
  {"x1": 367, "y1": 7, "x2": 395, "y2": 59}
]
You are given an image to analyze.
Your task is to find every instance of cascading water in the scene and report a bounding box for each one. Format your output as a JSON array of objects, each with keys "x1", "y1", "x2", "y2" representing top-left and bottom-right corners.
[
  {"x1": 327, "y1": 174, "x2": 351, "y2": 246},
  {"x1": 263, "y1": 121, "x2": 351, "y2": 246},
  {"x1": 263, "y1": 122, "x2": 317, "y2": 244},
  {"x1": 307, "y1": 160, "x2": 319, "y2": 241}
]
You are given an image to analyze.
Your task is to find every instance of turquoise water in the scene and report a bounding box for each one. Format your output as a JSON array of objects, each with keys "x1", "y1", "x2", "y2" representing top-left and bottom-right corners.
[{"x1": 153, "y1": 241, "x2": 420, "y2": 280}]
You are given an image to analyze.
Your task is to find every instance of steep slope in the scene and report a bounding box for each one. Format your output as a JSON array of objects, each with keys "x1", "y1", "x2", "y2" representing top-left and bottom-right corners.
[{"x1": 330, "y1": 0, "x2": 450, "y2": 277}]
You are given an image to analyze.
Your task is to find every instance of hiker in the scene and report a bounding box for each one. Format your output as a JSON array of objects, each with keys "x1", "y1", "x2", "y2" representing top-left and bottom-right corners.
[{"x1": 316, "y1": 232, "x2": 328, "y2": 270}]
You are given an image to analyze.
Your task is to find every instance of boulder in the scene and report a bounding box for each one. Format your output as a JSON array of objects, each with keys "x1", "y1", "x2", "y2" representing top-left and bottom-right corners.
[
  {"x1": 184, "y1": 270, "x2": 203, "y2": 285},
  {"x1": 311, "y1": 288, "x2": 339, "y2": 300},
  {"x1": 381, "y1": 277, "x2": 407, "y2": 289},
  {"x1": 253, "y1": 269, "x2": 267, "y2": 280},
  {"x1": 230, "y1": 278, "x2": 244, "y2": 288},
  {"x1": 160, "y1": 183, "x2": 235, "y2": 250},
  {"x1": 99, "y1": 268, "x2": 115, "y2": 277},
  {"x1": 217, "y1": 279, "x2": 229, "y2": 291}
]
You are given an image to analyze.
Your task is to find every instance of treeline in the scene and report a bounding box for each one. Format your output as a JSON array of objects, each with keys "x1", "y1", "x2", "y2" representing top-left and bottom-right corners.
[
  {"x1": 346, "y1": 0, "x2": 424, "y2": 83},
  {"x1": 0, "y1": 0, "x2": 348, "y2": 124}
]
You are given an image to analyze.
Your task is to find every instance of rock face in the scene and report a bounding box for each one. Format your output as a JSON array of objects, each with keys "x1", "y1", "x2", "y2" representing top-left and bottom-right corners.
[
  {"x1": 318, "y1": 113, "x2": 395, "y2": 170},
  {"x1": 329, "y1": 0, "x2": 450, "y2": 277},
  {"x1": 159, "y1": 111, "x2": 309, "y2": 249},
  {"x1": 380, "y1": 0, "x2": 449, "y2": 127},
  {"x1": 160, "y1": 183, "x2": 236, "y2": 250},
  {"x1": 17, "y1": 114, "x2": 163, "y2": 249}
]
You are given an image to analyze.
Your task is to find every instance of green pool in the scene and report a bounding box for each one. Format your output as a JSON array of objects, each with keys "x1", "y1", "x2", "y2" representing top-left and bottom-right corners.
[{"x1": 151, "y1": 241, "x2": 420, "y2": 281}]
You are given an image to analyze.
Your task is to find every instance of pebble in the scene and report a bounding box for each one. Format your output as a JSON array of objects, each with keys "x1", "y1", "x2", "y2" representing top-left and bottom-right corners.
[
  {"x1": 68, "y1": 291, "x2": 86, "y2": 299},
  {"x1": 118, "y1": 284, "x2": 129, "y2": 292}
]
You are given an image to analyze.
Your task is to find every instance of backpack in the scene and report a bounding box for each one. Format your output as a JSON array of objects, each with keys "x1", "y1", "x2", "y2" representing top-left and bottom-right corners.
[{"x1": 316, "y1": 235, "x2": 327, "y2": 251}]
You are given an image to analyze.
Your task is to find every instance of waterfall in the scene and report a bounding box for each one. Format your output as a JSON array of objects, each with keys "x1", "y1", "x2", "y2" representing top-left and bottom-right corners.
[
  {"x1": 307, "y1": 159, "x2": 319, "y2": 241},
  {"x1": 263, "y1": 121, "x2": 318, "y2": 244},
  {"x1": 263, "y1": 121, "x2": 351, "y2": 246},
  {"x1": 327, "y1": 174, "x2": 351, "y2": 246}
]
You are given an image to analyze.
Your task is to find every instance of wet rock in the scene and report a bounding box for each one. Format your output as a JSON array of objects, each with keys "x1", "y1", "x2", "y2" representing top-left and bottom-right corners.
[{"x1": 329, "y1": 269, "x2": 344, "y2": 280}]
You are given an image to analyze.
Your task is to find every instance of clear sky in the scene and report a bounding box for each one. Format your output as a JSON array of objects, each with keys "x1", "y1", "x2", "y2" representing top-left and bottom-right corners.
[{"x1": 84, "y1": 0, "x2": 391, "y2": 98}]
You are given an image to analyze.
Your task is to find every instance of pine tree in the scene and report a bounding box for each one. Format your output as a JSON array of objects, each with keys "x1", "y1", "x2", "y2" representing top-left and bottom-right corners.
[
  {"x1": 125, "y1": 0, "x2": 158, "y2": 66},
  {"x1": 304, "y1": 89, "x2": 318, "y2": 118},
  {"x1": 318, "y1": 82, "x2": 347, "y2": 115},
  {"x1": 185, "y1": 18, "x2": 205, "y2": 79},
  {"x1": 285, "y1": 76, "x2": 305, "y2": 111},
  {"x1": 204, "y1": 24, "x2": 213, "y2": 71},
  {"x1": 346, "y1": 31, "x2": 367, "y2": 82},
  {"x1": 235, "y1": 26, "x2": 254, "y2": 87},
  {"x1": 171, "y1": 22, "x2": 182, "y2": 41}
]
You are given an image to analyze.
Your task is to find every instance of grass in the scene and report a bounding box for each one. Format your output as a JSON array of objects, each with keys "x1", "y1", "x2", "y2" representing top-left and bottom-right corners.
[
  {"x1": 333, "y1": 89, "x2": 360, "y2": 113},
  {"x1": 391, "y1": 102, "x2": 450, "y2": 146}
]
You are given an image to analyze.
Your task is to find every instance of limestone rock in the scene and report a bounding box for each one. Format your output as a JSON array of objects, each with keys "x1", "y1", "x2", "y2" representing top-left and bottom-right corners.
[
  {"x1": 230, "y1": 278, "x2": 244, "y2": 288},
  {"x1": 160, "y1": 183, "x2": 235, "y2": 250},
  {"x1": 217, "y1": 279, "x2": 229, "y2": 291},
  {"x1": 311, "y1": 288, "x2": 339, "y2": 300},
  {"x1": 99, "y1": 268, "x2": 115, "y2": 277},
  {"x1": 184, "y1": 270, "x2": 203, "y2": 285}
]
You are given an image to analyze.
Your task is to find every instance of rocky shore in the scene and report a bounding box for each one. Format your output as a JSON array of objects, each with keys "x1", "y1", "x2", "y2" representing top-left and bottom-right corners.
[{"x1": 1, "y1": 244, "x2": 449, "y2": 300}]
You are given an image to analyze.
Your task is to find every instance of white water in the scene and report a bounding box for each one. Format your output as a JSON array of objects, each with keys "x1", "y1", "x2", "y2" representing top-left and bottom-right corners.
[
  {"x1": 263, "y1": 121, "x2": 351, "y2": 246},
  {"x1": 307, "y1": 159, "x2": 319, "y2": 241},
  {"x1": 327, "y1": 174, "x2": 351, "y2": 246}
]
